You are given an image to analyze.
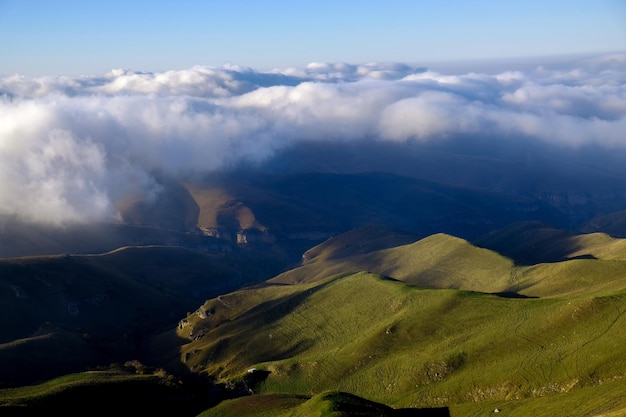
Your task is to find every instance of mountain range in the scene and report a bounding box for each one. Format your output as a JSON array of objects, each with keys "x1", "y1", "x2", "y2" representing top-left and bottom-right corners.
[{"x1": 2, "y1": 138, "x2": 626, "y2": 416}]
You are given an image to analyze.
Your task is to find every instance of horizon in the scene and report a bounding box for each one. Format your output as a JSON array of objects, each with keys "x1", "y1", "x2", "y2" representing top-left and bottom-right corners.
[{"x1": 1, "y1": 0, "x2": 625, "y2": 76}]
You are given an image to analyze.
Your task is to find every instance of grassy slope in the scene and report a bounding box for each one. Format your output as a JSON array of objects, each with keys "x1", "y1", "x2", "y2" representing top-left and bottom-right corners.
[
  {"x1": 175, "y1": 270, "x2": 626, "y2": 414},
  {"x1": 168, "y1": 227, "x2": 626, "y2": 415},
  {"x1": 197, "y1": 393, "x2": 311, "y2": 417},
  {"x1": 197, "y1": 391, "x2": 447, "y2": 417},
  {"x1": 271, "y1": 233, "x2": 514, "y2": 293},
  {"x1": 199, "y1": 380, "x2": 626, "y2": 417},
  {"x1": 271, "y1": 228, "x2": 626, "y2": 299},
  {"x1": 514, "y1": 258, "x2": 626, "y2": 297},
  {"x1": 450, "y1": 375, "x2": 626, "y2": 416}
]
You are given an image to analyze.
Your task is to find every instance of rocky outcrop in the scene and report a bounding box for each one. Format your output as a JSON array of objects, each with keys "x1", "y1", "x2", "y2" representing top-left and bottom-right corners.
[{"x1": 199, "y1": 226, "x2": 334, "y2": 245}]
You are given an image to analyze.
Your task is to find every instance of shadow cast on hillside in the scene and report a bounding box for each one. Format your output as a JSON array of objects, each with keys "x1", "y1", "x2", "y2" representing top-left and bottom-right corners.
[
  {"x1": 567, "y1": 254, "x2": 597, "y2": 261},
  {"x1": 491, "y1": 291, "x2": 538, "y2": 299}
]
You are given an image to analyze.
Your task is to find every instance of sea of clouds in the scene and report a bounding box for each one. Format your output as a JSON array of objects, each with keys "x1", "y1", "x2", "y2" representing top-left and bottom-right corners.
[{"x1": 1, "y1": 54, "x2": 625, "y2": 224}]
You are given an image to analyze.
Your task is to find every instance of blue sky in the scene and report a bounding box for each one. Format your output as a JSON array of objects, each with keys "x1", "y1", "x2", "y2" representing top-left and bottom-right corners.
[{"x1": 1, "y1": 0, "x2": 625, "y2": 75}]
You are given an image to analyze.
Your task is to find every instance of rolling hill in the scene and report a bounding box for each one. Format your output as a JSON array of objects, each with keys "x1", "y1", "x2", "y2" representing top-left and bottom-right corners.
[
  {"x1": 273, "y1": 231, "x2": 514, "y2": 294},
  {"x1": 169, "y1": 269, "x2": 626, "y2": 415}
]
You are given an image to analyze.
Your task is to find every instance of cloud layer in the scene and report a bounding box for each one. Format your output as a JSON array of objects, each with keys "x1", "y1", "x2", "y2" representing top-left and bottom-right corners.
[{"x1": 1, "y1": 54, "x2": 625, "y2": 224}]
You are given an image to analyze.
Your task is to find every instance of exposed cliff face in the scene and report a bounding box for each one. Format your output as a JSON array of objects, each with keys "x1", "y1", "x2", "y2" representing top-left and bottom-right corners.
[
  {"x1": 198, "y1": 227, "x2": 274, "y2": 243},
  {"x1": 199, "y1": 226, "x2": 335, "y2": 245}
]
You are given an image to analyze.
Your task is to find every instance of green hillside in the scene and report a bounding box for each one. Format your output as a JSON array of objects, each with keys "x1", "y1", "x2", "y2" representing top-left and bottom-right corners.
[
  {"x1": 171, "y1": 270, "x2": 626, "y2": 414},
  {"x1": 155, "y1": 227, "x2": 626, "y2": 415},
  {"x1": 272, "y1": 227, "x2": 626, "y2": 298},
  {"x1": 199, "y1": 391, "x2": 451, "y2": 417},
  {"x1": 271, "y1": 233, "x2": 513, "y2": 293},
  {"x1": 199, "y1": 382, "x2": 626, "y2": 417}
]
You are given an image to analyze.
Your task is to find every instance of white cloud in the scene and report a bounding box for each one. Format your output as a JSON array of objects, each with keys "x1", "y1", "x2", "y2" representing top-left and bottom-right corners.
[
  {"x1": 0, "y1": 124, "x2": 113, "y2": 224},
  {"x1": 378, "y1": 91, "x2": 480, "y2": 140},
  {"x1": 1, "y1": 54, "x2": 625, "y2": 224}
]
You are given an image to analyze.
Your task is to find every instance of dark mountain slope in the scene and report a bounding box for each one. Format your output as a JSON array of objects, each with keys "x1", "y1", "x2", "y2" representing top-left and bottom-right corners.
[
  {"x1": 181, "y1": 171, "x2": 568, "y2": 243},
  {"x1": 257, "y1": 139, "x2": 626, "y2": 226},
  {"x1": 0, "y1": 245, "x2": 285, "y2": 387},
  {"x1": 300, "y1": 224, "x2": 422, "y2": 263},
  {"x1": 581, "y1": 209, "x2": 626, "y2": 238},
  {"x1": 0, "y1": 218, "x2": 231, "y2": 258},
  {"x1": 475, "y1": 221, "x2": 626, "y2": 265}
]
